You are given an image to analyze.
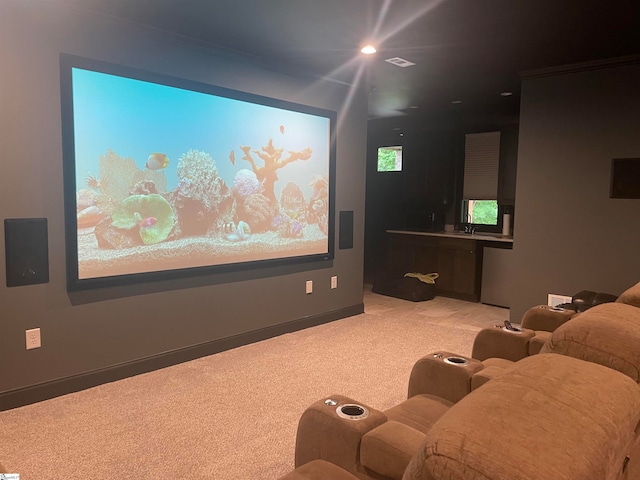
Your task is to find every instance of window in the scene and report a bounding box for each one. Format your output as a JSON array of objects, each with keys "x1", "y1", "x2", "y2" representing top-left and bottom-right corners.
[
  {"x1": 377, "y1": 146, "x2": 402, "y2": 172},
  {"x1": 463, "y1": 200, "x2": 498, "y2": 225},
  {"x1": 462, "y1": 132, "x2": 500, "y2": 226}
]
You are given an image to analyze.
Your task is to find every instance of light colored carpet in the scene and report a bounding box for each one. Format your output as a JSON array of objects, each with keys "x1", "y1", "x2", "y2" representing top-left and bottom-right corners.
[{"x1": 0, "y1": 288, "x2": 507, "y2": 479}]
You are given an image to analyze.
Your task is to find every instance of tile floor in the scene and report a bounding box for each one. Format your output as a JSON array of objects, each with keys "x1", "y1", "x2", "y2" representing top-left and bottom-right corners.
[{"x1": 363, "y1": 283, "x2": 510, "y2": 333}]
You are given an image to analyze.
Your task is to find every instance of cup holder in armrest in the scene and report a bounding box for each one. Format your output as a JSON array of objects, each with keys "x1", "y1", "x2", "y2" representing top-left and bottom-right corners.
[
  {"x1": 502, "y1": 325, "x2": 524, "y2": 333},
  {"x1": 444, "y1": 356, "x2": 469, "y2": 366},
  {"x1": 336, "y1": 404, "x2": 370, "y2": 420}
]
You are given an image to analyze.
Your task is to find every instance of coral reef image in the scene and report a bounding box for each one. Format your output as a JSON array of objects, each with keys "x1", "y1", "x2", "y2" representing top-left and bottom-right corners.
[
  {"x1": 70, "y1": 66, "x2": 331, "y2": 280},
  {"x1": 77, "y1": 141, "x2": 329, "y2": 278}
]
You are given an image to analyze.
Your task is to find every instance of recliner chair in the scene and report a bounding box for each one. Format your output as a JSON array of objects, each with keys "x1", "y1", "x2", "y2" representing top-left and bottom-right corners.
[
  {"x1": 472, "y1": 287, "x2": 619, "y2": 362},
  {"x1": 407, "y1": 281, "x2": 640, "y2": 404},
  {"x1": 279, "y1": 282, "x2": 640, "y2": 479},
  {"x1": 556, "y1": 289, "x2": 618, "y2": 312},
  {"x1": 292, "y1": 392, "x2": 453, "y2": 479},
  {"x1": 280, "y1": 353, "x2": 640, "y2": 480}
]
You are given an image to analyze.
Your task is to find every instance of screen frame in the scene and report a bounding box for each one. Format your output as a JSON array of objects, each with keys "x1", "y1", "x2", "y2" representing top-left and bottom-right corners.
[{"x1": 60, "y1": 53, "x2": 336, "y2": 291}]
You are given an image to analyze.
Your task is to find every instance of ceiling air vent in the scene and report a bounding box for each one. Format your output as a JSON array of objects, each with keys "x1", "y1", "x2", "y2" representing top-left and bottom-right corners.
[{"x1": 385, "y1": 57, "x2": 416, "y2": 68}]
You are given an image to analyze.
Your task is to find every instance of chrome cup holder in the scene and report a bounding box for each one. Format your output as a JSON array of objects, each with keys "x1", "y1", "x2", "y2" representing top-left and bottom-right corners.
[
  {"x1": 336, "y1": 404, "x2": 369, "y2": 420},
  {"x1": 444, "y1": 356, "x2": 469, "y2": 366}
]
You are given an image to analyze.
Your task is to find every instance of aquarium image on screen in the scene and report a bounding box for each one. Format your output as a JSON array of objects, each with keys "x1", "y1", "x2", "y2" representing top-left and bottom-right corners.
[{"x1": 60, "y1": 54, "x2": 336, "y2": 289}]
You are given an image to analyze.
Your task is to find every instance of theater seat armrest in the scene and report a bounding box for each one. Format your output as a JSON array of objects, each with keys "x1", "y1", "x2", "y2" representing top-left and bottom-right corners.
[
  {"x1": 408, "y1": 351, "x2": 484, "y2": 403},
  {"x1": 528, "y1": 331, "x2": 552, "y2": 355},
  {"x1": 616, "y1": 281, "x2": 640, "y2": 308},
  {"x1": 521, "y1": 305, "x2": 577, "y2": 332},
  {"x1": 471, "y1": 365, "x2": 508, "y2": 390},
  {"x1": 278, "y1": 460, "x2": 359, "y2": 480},
  {"x1": 361, "y1": 421, "x2": 425, "y2": 480},
  {"x1": 295, "y1": 395, "x2": 387, "y2": 476},
  {"x1": 471, "y1": 326, "x2": 535, "y2": 362}
]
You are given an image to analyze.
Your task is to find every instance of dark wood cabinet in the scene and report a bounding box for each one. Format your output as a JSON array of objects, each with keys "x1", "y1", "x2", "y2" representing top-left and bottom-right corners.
[
  {"x1": 434, "y1": 237, "x2": 478, "y2": 299},
  {"x1": 384, "y1": 233, "x2": 481, "y2": 301},
  {"x1": 385, "y1": 234, "x2": 437, "y2": 278}
]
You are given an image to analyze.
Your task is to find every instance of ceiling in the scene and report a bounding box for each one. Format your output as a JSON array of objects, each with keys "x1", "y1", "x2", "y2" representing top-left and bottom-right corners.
[{"x1": 64, "y1": 0, "x2": 640, "y2": 119}]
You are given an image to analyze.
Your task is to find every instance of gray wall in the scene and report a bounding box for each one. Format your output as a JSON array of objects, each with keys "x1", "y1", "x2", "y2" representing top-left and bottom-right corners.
[
  {"x1": 0, "y1": 1, "x2": 367, "y2": 395},
  {"x1": 511, "y1": 62, "x2": 640, "y2": 320}
]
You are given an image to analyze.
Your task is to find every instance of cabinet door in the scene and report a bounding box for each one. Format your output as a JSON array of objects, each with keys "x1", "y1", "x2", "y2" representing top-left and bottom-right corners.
[
  {"x1": 385, "y1": 235, "x2": 414, "y2": 277},
  {"x1": 435, "y1": 237, "x2": 478, "y2": 299},
  {"x1": 413, "y1": 243, "x2": 437, "y2": 275},
  {"x1": 452, "y1": 249, "x2": 476, "y2": 295},
  {"x1": 436, "y1": 247, "x2": 456, "y2": 292},
  {"x1": 385, "y1": 234, "x2": 437, "y2": 277},
  {"x1": 437, "y1": 248, "x2": 476, "y2": 296}
]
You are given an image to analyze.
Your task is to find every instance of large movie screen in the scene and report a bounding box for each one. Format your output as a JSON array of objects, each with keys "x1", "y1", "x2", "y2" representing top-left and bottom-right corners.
[{"x1": 60, "y1": 55, "x2": 336, "y2": 290}]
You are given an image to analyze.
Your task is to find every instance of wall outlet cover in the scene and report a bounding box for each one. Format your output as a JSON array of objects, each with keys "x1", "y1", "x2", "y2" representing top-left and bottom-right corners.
[
  {"x1": 26, "y1": 328, "x2": 41, "y2": 350},
  {"x1": 547, "y1": 294, "x2": 572, "y2": 307}
]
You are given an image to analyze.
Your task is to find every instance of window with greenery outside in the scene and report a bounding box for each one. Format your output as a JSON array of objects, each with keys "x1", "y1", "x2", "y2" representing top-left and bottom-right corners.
[
  {"x1": 466, "y1": 200, "x2": 498, "y2": 225},
  {"x1": 377, "y1": 146, "x2": 402, "y2": 172}
]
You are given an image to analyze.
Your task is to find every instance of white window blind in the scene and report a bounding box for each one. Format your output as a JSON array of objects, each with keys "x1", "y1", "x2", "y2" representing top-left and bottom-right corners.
[{"x1": 463, "y1": 131, "x2": 501, "y2": 200}]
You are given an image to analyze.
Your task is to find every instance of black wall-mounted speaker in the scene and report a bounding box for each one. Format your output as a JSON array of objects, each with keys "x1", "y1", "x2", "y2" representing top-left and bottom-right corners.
[
  {"x1": 4, "y1": 218, "x2": 49, "y2": 287},
  {"x1": 611, "y1": 158, "x2": 640, "y2": 199},
  {"x1": 339, "y1": 210, "x2": 354, "y2": 250}
]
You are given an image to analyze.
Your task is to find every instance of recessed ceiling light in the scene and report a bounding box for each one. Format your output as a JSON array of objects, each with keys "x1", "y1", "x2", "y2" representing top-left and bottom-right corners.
[
  {"x1": 361, "y1": 45, "x2": 377, "y2": 55},
  {"x1": 500, "y1": 91, "x2": 513, "y2": 97},
  {"x1": 451, "y1": 100, "x2": 462, "y2": 104}
]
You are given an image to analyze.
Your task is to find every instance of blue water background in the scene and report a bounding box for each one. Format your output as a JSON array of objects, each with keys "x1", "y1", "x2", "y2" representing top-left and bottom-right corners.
[{"x1": 72, "y1": 68, "x2": 330, "y2": 199}]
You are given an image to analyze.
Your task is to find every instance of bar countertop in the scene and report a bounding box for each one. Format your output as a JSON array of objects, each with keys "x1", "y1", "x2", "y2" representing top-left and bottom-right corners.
[{"x1": 386, "y1": 229, "x2": 514, "y2": 244}]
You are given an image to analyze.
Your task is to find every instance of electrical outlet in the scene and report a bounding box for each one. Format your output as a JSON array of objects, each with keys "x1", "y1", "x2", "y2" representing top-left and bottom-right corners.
[
  {"x1": 26, "y1": 328, "x2": 41, "y2": 350},
  {"x1": 547, "y1": 294, "x2": 572, "y2": 307},
  {"x1": 331, "y1": 276, "x2": 338, "y2": 289},
  {"x1": 305, "y1": 280, "x2": 313, "y2": 294}
]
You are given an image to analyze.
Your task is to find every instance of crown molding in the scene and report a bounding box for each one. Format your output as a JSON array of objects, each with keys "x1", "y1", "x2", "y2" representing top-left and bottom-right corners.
[{"x1": 520, "y1": 54, "x2": 640, "y2": 79}]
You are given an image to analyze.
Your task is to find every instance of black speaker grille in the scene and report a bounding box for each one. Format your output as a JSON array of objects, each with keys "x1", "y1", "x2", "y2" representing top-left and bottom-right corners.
[
  {"x1": 5, "y1": 218, "x2": 49, "y2": 287},
  {"x1": 339, "y1": 211, "x2": 354, "y2": 250}
]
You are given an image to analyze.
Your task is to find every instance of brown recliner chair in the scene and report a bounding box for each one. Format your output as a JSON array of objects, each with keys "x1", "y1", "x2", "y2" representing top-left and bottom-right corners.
[
  {"x1": 472, "y1": 286, "x2": 622, "y2": 362},
  {"x1": 281, "y1": 282, "x2": 640, "y2": 480},
  {"x1": 407, "y1": 281, "x2": 640, "y2": 404},
  {"x1": 557, "y1": 289, "x2": 619, "y2": 312},
  {"x1": 291, "y1": 392, "x2": 453, "y2": 480},
  {"x1": 280, "y1": 353, "x2": 640, "y2": 480}
]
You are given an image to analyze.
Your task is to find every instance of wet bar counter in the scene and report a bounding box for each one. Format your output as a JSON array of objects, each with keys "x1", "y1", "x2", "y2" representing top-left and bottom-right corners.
[
  {"x1": 386, "y1": 230, "x2": 514, "y2": 244},
  {"x1": 382, "y1": 230, "x2": 513, "y2": 302}
]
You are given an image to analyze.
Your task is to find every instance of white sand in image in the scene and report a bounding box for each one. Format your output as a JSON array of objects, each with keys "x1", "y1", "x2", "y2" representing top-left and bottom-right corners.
[{"x1": 77, "y1": 225, "x2": 328, "y2": 278}]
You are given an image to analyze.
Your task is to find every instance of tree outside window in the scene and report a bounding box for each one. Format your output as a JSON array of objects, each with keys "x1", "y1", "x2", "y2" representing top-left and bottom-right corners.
[
  {"x1": 466, "y1": 200, "x2": 498, "y2": 225},
  {"x1": 377, "y1": 146, "x2": 402, "y2": 172}
]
